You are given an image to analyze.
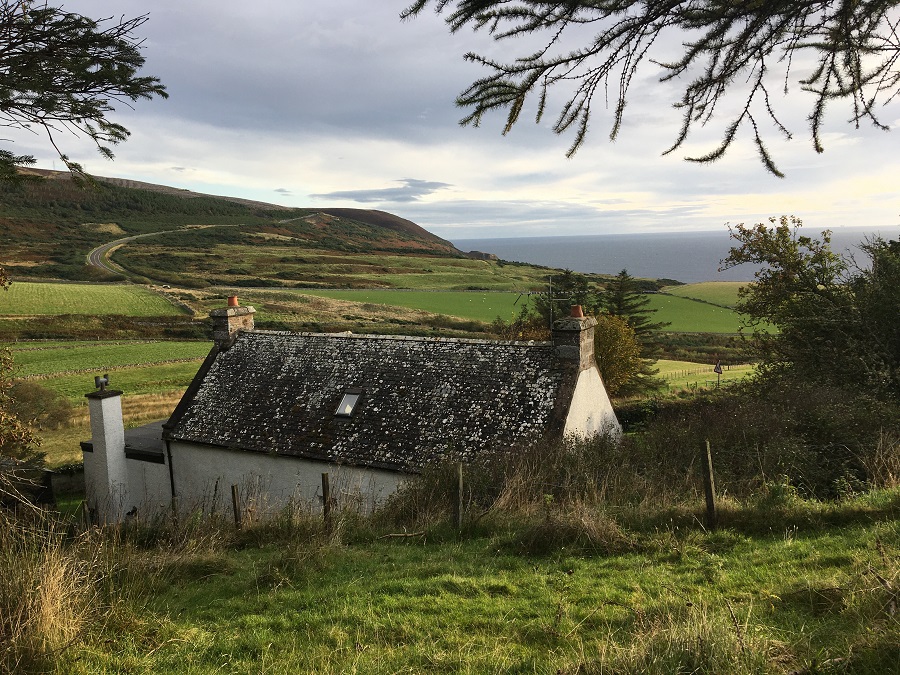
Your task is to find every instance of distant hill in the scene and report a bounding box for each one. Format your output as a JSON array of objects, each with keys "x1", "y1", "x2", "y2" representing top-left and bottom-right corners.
[
  {"x1": 0, "y1": 169, "x2": 462, "y2": 283},
  {"x1": 317, "y1": 208, "x2": 450, "y2": 248}
]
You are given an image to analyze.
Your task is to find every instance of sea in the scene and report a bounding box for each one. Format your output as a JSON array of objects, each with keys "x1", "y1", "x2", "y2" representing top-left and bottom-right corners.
[{"x1": 452, "y1": 227, "x2": 893, "y2": 284}]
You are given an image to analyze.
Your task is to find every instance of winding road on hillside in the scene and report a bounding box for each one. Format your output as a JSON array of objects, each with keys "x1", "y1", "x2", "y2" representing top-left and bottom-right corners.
[{"x1": 86, "y1": 225, "x2": 239, "y2": 278}]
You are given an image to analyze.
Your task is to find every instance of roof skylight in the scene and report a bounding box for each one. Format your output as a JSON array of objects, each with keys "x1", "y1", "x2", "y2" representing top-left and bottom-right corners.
[{"x1": 335, "y1": 391, "x2": 361, "y2": 417}]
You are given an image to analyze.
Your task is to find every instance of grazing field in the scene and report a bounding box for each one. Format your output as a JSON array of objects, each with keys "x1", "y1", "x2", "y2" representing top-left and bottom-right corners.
[
  {"x1": 644, "y1": 294, "x2": 745, "y2": 333},
  {"x1": 276, "y1": 289, "x2": 746, "y2": 332},
  {"x1": 662, "y1": 281, "x2": 746, "y2": 308},
  {"x1": 27, "y1": 359, "x2": 205, "y2": 402},
  {"x1": 8, "y1": 341, "x2": 211, "y2": 378},
  {"x1": 657, "y1": 358, "x2": 755, "y2": 390},
  {"x1": 298, "y1": 289, "x2": 524, "y2": 323},
  {"x1": 0, "y1": 282, "x2": 183, "y2": 316},
  {"x1": 6, "y1": 341, "x2": 208, "y2": 466}
]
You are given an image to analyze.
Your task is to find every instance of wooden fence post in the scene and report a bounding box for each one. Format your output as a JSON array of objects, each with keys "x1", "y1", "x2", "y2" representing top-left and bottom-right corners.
[
  {"x1": 702, "y1": 440, "x2": 718, "y2": 530},
  {"x1": 322, "y1": 472, "x2": 332, "y2": 533},
  {"x1": 231, "y1": 484, "x2": 241, "y2": 529},
  {"x1": 456, "y1": 462, "x2": 464, "y2": 531}
]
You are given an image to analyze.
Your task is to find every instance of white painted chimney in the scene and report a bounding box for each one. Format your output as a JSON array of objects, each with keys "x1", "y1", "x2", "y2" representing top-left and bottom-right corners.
[{"x1": 83, "y1": 377, "x2": 128, "y2": 524}]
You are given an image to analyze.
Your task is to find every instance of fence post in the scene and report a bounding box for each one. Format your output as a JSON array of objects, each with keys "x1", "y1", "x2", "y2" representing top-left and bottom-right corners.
[
  {"x1": 456, "y1": 462, "x2": 464, "y2": 531},
  {"x1": 231, "y1": 484, "x2": 241, "y2": 529},
  {"x1": 322, "y1": 472, "x2": 332, "y2": 533},
  {"x1": 702, "y1": 440, "x2": 718, "y2": 530}
]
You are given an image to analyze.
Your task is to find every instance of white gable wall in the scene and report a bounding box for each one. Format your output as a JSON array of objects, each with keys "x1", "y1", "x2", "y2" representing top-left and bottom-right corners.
[
  {"x1": 563, "y1": 366, "x2": 621, "y2": 438},
  {"x1": 169, "y1": 441, "x2": 406, "y2": 517},
  {"x1": 126, "y1": 459, "x2": 171, "y2": 517}
]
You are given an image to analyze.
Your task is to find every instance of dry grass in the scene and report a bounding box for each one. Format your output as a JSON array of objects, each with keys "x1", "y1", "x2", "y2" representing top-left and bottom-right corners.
[
  {"x1": 0, "y1": 513, "x2": 109, "y2": 673},
  {"x1": 859, "y1": 431, "x2": 900, "y2": 490},
  {"x1": 67, "y1": 391, "x2": 183, "y2": 429}
]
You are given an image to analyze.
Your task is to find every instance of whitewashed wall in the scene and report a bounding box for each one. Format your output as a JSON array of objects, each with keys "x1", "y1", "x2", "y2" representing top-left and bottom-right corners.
[
  {"x1": 563, "y1": 366, "x2": 621, "y2": 438},
  {"x1": 125, "y1": 459, "x2": 171, "y2": 519},
  {"x1": 169, "y1": 441, "x2": 407, "y2": 516}
]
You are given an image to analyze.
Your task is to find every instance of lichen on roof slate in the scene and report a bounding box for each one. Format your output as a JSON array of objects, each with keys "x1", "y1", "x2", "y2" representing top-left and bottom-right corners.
[{"x1": 167, "y1": 331, "x2": 568, "y2": 472}]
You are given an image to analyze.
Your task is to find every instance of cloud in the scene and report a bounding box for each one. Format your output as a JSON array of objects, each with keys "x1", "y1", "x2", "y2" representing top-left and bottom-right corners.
[
  {"x1": 11, "y1": 0, "x2": 897, "y2": 241},
  {"x1": 310, "y1": 178, "x2": 452, "y2": 203}
]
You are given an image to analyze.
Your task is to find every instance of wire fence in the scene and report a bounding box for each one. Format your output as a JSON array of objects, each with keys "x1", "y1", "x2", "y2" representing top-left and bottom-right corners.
[{"x1": 662, "y1": 364, "x2": 748, "y2": 380}]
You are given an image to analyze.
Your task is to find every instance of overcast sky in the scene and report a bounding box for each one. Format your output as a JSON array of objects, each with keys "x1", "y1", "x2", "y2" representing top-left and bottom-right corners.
[{"x1": 9, "y1": 1, "x2": 899, "y2": 240}]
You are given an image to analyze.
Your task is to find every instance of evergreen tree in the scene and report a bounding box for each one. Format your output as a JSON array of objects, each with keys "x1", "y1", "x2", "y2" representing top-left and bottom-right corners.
[
  {"x1": 404, "y1": 0, "x2": 900, "y2": 175},
  {"x1": 531, "y1": 269, "x2": 601, "y2": 329},
  {"x1": 0, "y1": 0, "x2": 167, "y2": 182},
  {"x1": 603, "y1": 269, "x2": 669, "y2": 342}
]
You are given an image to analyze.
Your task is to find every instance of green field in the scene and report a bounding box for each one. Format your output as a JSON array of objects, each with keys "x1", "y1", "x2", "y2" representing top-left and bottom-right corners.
[
  {"x1": 0, "y1": 282, "x2": 183, "y2": 316},
  {"x1": 51, "y1": 491, "x2": 900, "y2": 674},
  {"x1": 7, "y1": 340, "x2": 209, "y2": 402},
  {"x1": 8, "y1": 341, "x2": 211, "y2": 377},
  {"x1": 299, "y1": 289, "x2": 747, "y2": 332},
  {"x1": 299, "y1": 289, "x2": 524, "y2": 323},
  {"x1": 1, "y1": 281, "x2": 751, "y2": 334},
  {"x1": 37, "y1": 361, "x2": 204, "y2": 401},
  {"x1": 662, "y1": 281, "x2": 746, "y2": 308},
  {"x1": 657, "y1": 358, "x2": 755, "y2": 390},
  {"x1": 644, "y1": 293, "x2": 745, "y2": 333}
]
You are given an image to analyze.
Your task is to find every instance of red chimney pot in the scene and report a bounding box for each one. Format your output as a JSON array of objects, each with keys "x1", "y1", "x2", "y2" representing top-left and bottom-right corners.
[
  {"x1": 227, "y1": 296, "x2": 239, "y2": 307},
  {"x1": 571, "y1": 305, "x2": 584, "y2": 318}
]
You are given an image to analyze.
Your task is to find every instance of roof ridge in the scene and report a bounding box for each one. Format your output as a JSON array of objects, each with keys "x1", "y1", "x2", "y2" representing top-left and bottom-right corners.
[{"x1": 246, "y1": 329, "x2": 551, "y2": 348}]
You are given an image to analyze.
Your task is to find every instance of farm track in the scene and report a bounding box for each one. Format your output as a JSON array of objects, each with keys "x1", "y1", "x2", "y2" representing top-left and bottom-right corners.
[{"x1": 85, "y1": 224, "x2": 241, "y2": 278}]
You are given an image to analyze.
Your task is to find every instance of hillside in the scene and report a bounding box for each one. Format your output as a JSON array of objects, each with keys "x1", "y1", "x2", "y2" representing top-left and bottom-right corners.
[{"x1": 0, "y1": 170, "x2": 461, "y2": 283}]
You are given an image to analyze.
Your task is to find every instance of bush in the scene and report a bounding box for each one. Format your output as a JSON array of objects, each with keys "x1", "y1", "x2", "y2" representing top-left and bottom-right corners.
[
  {"x1": 8, "y1": 381, "x2": 73, "y2": 430},
  {"x1": 633, "y1": 380, "x2": 900, "y2": 498}
]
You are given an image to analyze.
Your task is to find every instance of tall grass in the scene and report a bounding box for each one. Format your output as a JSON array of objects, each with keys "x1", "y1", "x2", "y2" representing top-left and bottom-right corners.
[{"x1": 0, "y1": 511, "x2": 108, "y2": 673}]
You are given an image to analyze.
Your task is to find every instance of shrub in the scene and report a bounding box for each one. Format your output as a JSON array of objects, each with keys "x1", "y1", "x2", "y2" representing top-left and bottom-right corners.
[
  {"x1": 633, "y1": 380, "x2": 900, "y2": 498},
  {"x1": 8, "y1": 381, "x2": 73, "y2": 430}
]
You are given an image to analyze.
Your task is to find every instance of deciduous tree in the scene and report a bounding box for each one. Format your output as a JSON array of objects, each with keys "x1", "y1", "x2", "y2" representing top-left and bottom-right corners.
[
  {"x1": 722, "y1": 216, "x2": 900, "y2": 398},
  {"x1": 593, "y1": 313, "x2": 643, "y2": 397},
  {"x1": 404, "y1": 0, "x2": 900, "y2": 175}
]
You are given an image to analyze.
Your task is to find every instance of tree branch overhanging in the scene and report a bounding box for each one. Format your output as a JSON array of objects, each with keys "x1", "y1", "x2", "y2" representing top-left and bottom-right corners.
[
  {"x1": 0, "y1": 0, "x2": 167, "y2": 182},
  {"x1": 405, "y1": 0, "x2": 900, "y2": 175}
]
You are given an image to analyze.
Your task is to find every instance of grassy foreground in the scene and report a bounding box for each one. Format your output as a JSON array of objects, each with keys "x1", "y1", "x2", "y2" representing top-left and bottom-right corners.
[{"x1": 8, "y1": 489, "x2": 897, "y2": 674}]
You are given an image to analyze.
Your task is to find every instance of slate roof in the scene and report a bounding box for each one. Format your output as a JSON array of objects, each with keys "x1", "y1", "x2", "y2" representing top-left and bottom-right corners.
[{"x1": 164, "y1": 330, "x2": 574, "y2": 473}]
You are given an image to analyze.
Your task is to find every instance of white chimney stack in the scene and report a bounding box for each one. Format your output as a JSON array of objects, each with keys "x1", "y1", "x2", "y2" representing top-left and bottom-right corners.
[{"x1": 83, "y1": 378, "x2": 128, "y2": 524}]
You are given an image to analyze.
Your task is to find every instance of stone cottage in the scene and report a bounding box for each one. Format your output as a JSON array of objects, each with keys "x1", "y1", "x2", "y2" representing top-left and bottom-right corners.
[{"x1": 82, "y1": 297, "x2": 620, "y2": 523}]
